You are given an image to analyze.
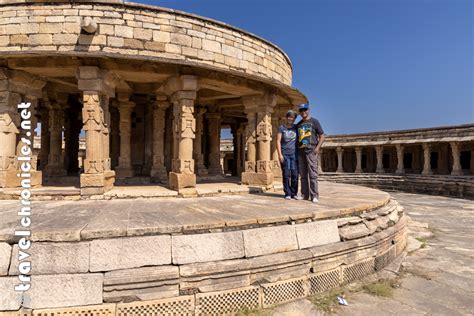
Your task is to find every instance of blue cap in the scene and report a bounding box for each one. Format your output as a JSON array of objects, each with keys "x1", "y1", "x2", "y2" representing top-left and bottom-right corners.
[{"x1": 299, "y1": 103, "x2": 309, "y2": 110}]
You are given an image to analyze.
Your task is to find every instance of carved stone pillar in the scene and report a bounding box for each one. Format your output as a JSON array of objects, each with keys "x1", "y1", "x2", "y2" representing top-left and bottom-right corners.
[
  {"x1": 241, "y1": 93, "x2": 275, "y2": 187},
  {"x1": 150, "y1": 99, "x2": 170, "y2": 183},
  {"x1": 0, "y1": 68, "x2": 45, "y2": 188},
  {"x1": 354, "y1": 147, "x2": 362, "y2": 173},
  {"x1": 450, "y1": 142, "x2": 462, "y2": 176},
  {"x1": 396, "y1": 144, "x2": 405, "y2": 174},
  {"x1": 0, "y1": 90, "x2": 21, "y2": 188},
  {"x1": 77, "y1": 66, "x2": 116, "y2": 195},
  {"x1": 38, "y1": 107, "x2": 50, "y2": 170},
  {"x1": 165, "y1": 75, "x2": 197, "y2": 192},
  {"x1": 271, "y1": 113, "x2": 283, "y2": 180},
  {"x1": 192, "y1": 107, "x2": 208, "y2": 176},
  {"x1": 336, "y1": 147, "x2": 344, "y2": 173},
  {"x1": 421, "y1": 143, "x2": 432, "y2": 175},
  {"x1": 375, "y1": 145, "x2": 385, "y2": 173},
  {"x1": 43, "y1": 104, "x2": 67, "y2": 177},
  {"x1": 206, "y1": 110, "x2": 223, "y2": 176},
  {"x1": 115, "y1": 95, "x2": 135, "y2": 178}
]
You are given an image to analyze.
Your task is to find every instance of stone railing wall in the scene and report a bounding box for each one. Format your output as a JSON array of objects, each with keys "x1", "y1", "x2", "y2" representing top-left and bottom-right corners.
[
  {"x1": 320, "y1": 174, "x2": 474, "y2": 199},
  {"x1": 0, "y1": 1, "x2": 292, "y2": 85},
  {"x1": 0, "y1": 198, "x2": 406, "y2": 314}
]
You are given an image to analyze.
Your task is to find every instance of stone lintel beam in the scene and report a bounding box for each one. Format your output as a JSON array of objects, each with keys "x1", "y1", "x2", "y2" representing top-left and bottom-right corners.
[{"x1": 0, "y1": 67, "x2": 46, "y2": 99}]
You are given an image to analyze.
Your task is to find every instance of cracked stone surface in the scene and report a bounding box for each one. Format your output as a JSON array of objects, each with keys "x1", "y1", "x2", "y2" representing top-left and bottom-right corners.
[{"x1": 270, "y1": 192, "x2": 473, "y2": 315}]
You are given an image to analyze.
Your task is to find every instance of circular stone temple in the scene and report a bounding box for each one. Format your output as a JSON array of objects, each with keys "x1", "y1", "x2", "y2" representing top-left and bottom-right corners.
[
  {"x1": 0, "y1": 0, "x2": 307, "y2": 196},
  {"x1": 0, "y1": 1, "x2": 407, "y2": 314}
]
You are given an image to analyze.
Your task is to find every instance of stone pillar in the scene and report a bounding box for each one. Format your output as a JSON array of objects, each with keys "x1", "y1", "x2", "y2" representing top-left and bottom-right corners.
[
  {"x1": 317, "y1": 149, "x2": 323, "y2": 174},
  {"x1": 206, "y1": 110, "x2": 223, "y2": 176},
  {"x1": 115, "y1": 94, "x2": 135, "y2": 178},
  {"x1": 271, "y1": 112, "x2": 283, "y2": 180},
  {"x1": 375, "y1": 145, "x2": 385, "y2": 173},
  {"x1": 109, "y1": 106, "x2": 120, "y2": 169},
  {"x1": 193, "y1": 107, "x2": 208, "y2": 176},
  {"x1": 77, "y1": 66, "x2": 116, "y2": 195},
  {"x1": 354, "y1": 147, "x2": 363, "y2": 173},
  {"x1": 450, "y1": 142, "x2": 462, "y2": 176},
  {"x1": 38, "y1": 107, "x2": 50, "y2": 170},
  {"x1": 0, "y1": 90, "x2": 21, "y2": 188},
  {"x1": 243, "y1": 110, "x2": 257, "y2": 176},
  {"x1": 395, "y1": 144, "x2": 405, "y2": 174},
  {"x1": 421, "y1": 143, "x2": 432, "y2": 175},
  {"x1": 165, "y1": 75, "x2": 197, "y2": 193},
  {"x1": 150, "y1": 99, "x2": 170, "y2": 183},
  {"x1": 43, "y1": 104, "x2": 67, "y2": 177},
  {"x1": 241, "y1": 94, "x2": 275, "y2": 187},
  {"x1": 236, "y1": 125, "x2": 244, "y2": 175},
  {"x1": 336, "y1": 147, "x2": 344, "y2": 173},
  {"x1": 0, "y1": 68, "x2": 45, "y2": 188}
]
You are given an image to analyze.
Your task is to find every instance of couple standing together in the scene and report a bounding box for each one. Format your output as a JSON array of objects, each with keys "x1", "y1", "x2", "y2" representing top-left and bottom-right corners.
[{"x1": 276, "y1": 104, "x2": 325, "y2": 203}]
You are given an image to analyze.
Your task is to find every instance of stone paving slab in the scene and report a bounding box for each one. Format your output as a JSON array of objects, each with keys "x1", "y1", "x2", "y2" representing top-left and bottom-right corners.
[{"x1": 0, "y1": 182, "x2": 389, "y2": 242}]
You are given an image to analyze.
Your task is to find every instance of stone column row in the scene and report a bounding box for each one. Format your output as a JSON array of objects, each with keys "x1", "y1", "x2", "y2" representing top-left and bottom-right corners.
[{"x1": 327, "y1": 142, "x2": 468, "y2": 176}]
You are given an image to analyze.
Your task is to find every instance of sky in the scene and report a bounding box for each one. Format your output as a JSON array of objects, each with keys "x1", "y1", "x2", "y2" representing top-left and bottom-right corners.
[{"x1": 133, "y1": 0, "x2": 473, "y2": 135}]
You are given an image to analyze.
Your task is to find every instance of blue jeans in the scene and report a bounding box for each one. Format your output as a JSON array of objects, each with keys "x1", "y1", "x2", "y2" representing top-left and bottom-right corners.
[{"x1": 282, "y1": 153, "x2": 298, "y2": 197}]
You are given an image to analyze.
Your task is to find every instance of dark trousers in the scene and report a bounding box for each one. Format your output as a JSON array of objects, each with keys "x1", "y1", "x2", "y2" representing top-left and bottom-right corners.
[
  {"x1": 298, "y1": 150, "x2": 319, "y2": 199},
  {"x1": 282, "y1": 153, "x2": 298, "y2": 197}
]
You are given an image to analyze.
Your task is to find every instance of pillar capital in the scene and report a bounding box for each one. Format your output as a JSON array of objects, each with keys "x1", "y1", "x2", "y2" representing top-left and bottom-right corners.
[
  {"x1": 77, "y1": 66, "x2": 115, "y2": 98},
  {"x1": 164, "y1": 75, "x2": 198, "y2": 96}
]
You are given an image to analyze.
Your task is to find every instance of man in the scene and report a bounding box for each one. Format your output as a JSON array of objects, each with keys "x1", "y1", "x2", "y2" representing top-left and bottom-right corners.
[
  {"x1": 296, "y1": 103, "x2": 325, "y2": 203},
  {"x1": 276, "y1": 110, "x2": 301, "y2": 200}
]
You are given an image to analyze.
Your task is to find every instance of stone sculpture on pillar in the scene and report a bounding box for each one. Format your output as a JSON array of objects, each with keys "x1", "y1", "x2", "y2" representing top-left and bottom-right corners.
[
  {"x1": 241, "y1": 93, "x2": 276, "y2": 187},
  {"x1": 165, "y1": 75, "x2": 197, "y2": 193},
  {"x1": 0, "y1": 67, "x2": 45, "y2": 188},
  {"x1": 77, "y1": 66, "x2": 116, "y2": 195}
]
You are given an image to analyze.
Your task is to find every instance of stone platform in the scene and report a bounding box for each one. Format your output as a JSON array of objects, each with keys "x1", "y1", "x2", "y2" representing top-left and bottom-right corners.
[{"x1": 0, "y1": 182, "x2": 407, "y2": 314}]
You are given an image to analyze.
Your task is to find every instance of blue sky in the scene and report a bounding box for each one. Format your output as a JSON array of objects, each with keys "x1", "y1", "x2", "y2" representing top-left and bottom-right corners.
[{"x1": 134, "y1": 0, "x2": 473, "y2": 134}]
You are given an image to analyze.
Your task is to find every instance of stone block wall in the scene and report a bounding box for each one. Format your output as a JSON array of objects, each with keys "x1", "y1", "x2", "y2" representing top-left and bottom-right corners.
[
  {"x1": 0, "y1": 198, "x2": 407, "y2": 313},
  {"x1": 0, "y1": 1, "x2": 292, "y2": 85}
]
